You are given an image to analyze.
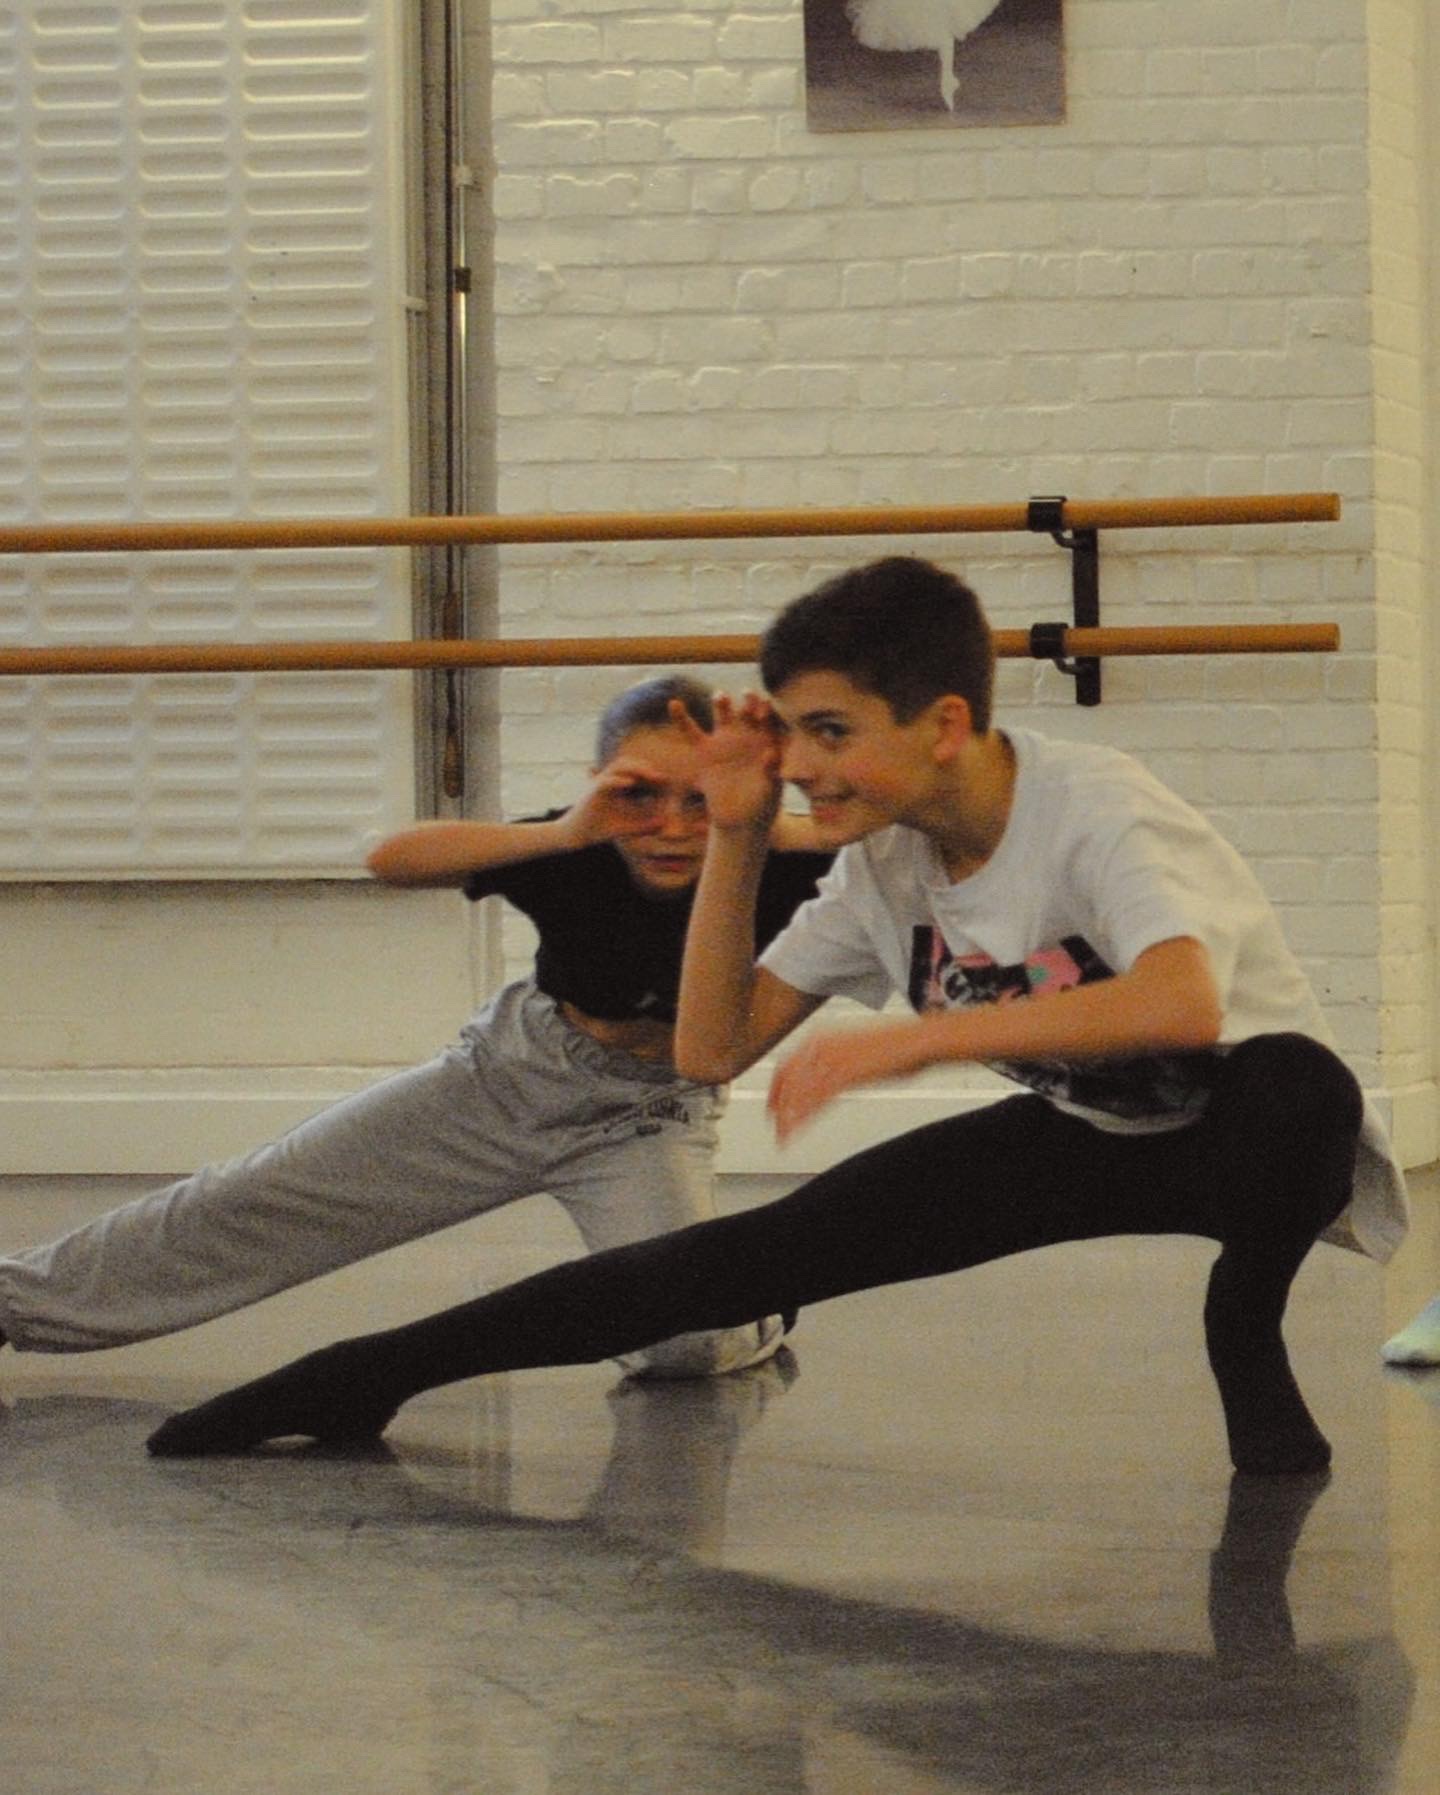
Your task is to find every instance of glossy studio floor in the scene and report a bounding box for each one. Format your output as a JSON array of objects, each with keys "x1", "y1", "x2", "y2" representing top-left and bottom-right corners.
[{"x1": 2, "y1": 1164, "x2": 1438, "y2": 1795}]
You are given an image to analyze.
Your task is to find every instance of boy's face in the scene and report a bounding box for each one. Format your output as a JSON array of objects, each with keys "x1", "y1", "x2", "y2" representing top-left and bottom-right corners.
[{"x1": 769, "y1": 670, "x2": 952, "y2": 847}]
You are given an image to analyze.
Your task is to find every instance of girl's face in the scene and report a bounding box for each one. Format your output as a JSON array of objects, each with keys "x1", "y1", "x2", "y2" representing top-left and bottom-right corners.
[{"x1": 604, "y1": 724, "x2": 710, "y2": 895}]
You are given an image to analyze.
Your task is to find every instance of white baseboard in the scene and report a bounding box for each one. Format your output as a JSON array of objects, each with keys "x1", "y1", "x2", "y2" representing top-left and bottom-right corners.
[
  {"x1": 0, "y1": 1067, "x2": 991, "y2": 1177},
  {"x1": 0, "y1": 1069, "x2": 1435, "y2": 1177},
  {"x1": 0, "y1": 1068, "x2": 394, "y2": 1174}
]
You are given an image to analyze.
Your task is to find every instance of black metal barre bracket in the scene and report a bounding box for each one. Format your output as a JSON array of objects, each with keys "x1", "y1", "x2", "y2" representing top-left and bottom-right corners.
[{"x1": 1026, "y1": 495, "x2": 1101, "y2": 706}]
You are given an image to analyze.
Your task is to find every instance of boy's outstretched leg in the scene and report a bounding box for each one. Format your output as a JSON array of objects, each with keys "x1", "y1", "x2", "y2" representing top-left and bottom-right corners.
[
  {"x1": 146, "y1": 1217, "x2": 793, "y2": 1456},
  {"x1": 145, "y1": 1339, "x2": 410, "y2": 1455}
]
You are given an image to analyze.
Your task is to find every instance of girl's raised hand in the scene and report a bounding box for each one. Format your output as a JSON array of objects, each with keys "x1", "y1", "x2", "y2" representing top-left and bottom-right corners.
[
  {"x1": 668, "y1": 691, "x2": 783, "y2": 832},
  {"x1": 558, "y1": 757, "x2": 672, "y2": 847}
]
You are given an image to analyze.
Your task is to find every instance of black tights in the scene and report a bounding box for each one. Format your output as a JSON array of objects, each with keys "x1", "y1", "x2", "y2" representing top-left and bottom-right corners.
[{"x1": 147, "y1": 1034, "x2": 1362, "y2": 1473}]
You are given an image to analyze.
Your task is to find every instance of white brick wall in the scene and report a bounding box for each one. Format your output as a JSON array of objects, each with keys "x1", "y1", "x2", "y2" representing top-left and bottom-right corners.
[{"x1": 486, "y1": 0, "x2": 1435, "y2": 1165}]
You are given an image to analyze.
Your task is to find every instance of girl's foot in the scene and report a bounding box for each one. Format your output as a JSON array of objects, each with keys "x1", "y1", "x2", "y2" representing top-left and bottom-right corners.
[{"x1": 1381, "y1": 1295, "x2": 1440, "y2": 1367}]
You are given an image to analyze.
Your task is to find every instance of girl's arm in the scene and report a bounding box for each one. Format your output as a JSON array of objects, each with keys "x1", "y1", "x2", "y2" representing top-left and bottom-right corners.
[
  {"x1": 367, "y1": 754, "x2": 668, "y2": 886},
  {"x1": 366, "y1": 818, "x2": 578, "y2": 887}
]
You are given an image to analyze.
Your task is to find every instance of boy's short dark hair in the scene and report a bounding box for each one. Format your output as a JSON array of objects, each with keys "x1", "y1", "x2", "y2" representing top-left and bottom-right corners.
[
  {"x1": 594, "y1": 674, "x2": 714, "y2": 763},
  {"x1": 759, "y1": 556, "x2": 995, "y2": 732}
]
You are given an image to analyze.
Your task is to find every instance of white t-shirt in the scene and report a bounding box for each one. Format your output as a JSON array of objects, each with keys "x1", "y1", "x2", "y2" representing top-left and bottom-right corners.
[{"x1": 759, "y1": 726, "x2": 1407, "y2": 1263}]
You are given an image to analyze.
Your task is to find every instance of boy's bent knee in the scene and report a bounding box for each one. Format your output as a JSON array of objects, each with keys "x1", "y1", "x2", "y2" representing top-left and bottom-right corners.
[{"x1": 1223, "y1": 1033, "x2": 1362, "y2": 1138}]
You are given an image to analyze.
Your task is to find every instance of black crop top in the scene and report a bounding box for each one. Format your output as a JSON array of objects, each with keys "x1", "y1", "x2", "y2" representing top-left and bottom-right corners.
[{"x1": 463, "y1": 813, "x2": 831, "y2": 1023}]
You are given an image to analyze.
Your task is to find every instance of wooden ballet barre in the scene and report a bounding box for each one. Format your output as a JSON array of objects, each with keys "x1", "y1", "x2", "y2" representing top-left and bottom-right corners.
[
  {"x1": 0, "y1": 623, "x2": 1339, "y2": 679},
  {"x1": 0, "y1": 492, "x2": 1339, "y2": 557}
]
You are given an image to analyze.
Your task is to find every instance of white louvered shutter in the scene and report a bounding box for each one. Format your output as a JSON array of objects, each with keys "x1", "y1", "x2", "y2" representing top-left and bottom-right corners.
[{"x1": 0, "y1": 0, "x2": 415, "y2": 877}]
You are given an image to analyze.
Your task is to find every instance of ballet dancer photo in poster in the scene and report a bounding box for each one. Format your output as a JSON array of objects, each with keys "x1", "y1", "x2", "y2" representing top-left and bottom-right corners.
[{"x1": 804, "y1": 0, "x2": 1064, "y2": 132}]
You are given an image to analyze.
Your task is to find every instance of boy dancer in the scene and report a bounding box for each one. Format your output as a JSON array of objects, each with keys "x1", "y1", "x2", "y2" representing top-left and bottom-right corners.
[{"x1": 147, "y1": 558, "x2": 1407, "y2": 1473}]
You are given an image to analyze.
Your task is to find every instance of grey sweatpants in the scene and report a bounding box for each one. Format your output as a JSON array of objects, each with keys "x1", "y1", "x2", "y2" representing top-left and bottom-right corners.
[{"x1": 0, "y1": 980, "x2": 783, "y2": 1377}]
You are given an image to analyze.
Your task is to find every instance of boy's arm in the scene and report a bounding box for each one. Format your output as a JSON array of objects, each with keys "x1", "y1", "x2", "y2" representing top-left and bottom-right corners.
[
  {"x1": 766, "y1": 935, "x2": 1221, "y2": 1143},
  {"x1": 674, "y1": 819, "x2": 825, "y2": 1083},
  {"x1": 672, "y1": 692, "x2": 826, "y2": 1081}
]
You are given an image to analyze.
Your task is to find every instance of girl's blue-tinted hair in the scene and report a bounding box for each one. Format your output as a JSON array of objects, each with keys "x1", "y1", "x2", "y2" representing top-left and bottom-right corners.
[{"x1": 594, "y1": 674, "x2": 715, "y2": 763}]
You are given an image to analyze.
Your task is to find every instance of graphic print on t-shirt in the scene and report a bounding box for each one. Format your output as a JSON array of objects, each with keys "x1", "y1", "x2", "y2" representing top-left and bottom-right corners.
[{"x1": 908, "y1": 926, "x2": 1216, "y2": 1123}]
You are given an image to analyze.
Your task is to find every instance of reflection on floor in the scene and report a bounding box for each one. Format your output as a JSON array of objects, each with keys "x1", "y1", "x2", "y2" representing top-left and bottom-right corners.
[{"x1": 3, "y1": 1167, "x2": 1438, "y2": 1794}]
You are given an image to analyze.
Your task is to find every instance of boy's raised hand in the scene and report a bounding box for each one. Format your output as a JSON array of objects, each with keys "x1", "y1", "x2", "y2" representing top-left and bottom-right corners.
[{"x1": 669, "y1": 692, "x2": 783, "y2": 832}]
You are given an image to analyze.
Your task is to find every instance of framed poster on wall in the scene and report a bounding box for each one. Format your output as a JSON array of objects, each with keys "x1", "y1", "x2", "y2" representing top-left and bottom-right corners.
[{"x1": 805, "y1": 0, "x2": 1065, "y2": 131}]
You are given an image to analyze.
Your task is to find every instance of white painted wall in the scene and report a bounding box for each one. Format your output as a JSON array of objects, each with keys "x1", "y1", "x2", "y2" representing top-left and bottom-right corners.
[
  {"x1": 0, "y1": 880, "x2": 486, "y2": 1171},
  {"x1": 2, "y1": 0, "x2": 1434, "y2": 1182}
]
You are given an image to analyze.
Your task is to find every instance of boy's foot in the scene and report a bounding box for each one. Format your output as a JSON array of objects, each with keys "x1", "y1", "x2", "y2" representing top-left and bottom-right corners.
[
  {"x1": 1224, "y1": 1407, "x2": 1331, "y2": 1476},
  {"x1": 146, "y1": 1345, "x2": 401, "y2": 1457},
  {"x1": 1211, "y1": 1342, "x2": 1332, "y2": 1475},
  {"x1": 1381, "y1": 1295, "x2": 1440, "y2": 1367},
  {"x1": 1204, "y1": 1255, "x2": 1332, "y2": 1474}
]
